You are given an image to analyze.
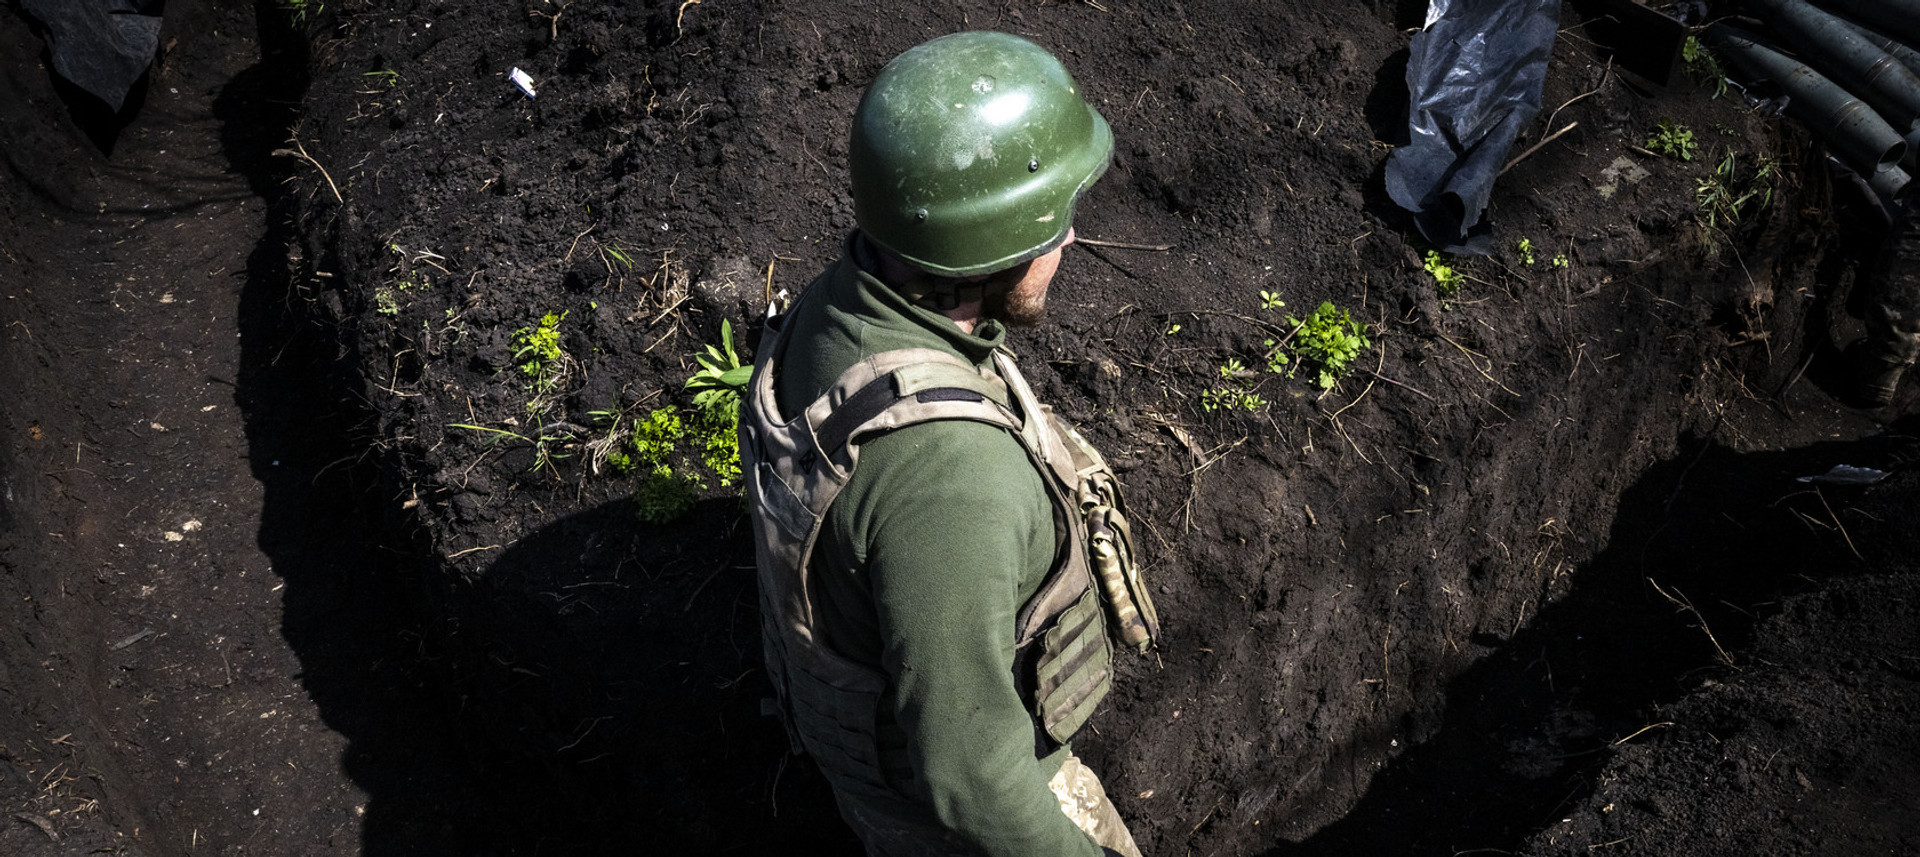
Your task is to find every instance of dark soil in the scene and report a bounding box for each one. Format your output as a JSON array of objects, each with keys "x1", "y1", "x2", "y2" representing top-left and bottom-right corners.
[{"x1": 1, "y1": 0, "x2": 1915, "y2": 855}]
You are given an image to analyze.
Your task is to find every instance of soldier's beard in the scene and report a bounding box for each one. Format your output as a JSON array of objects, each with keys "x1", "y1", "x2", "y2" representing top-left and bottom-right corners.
[{"x1": 995, "y1": 280, "x2": 1049, "y2": 328}]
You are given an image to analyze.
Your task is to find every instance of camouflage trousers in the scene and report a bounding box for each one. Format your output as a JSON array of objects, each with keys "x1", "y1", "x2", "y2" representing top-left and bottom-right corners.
[
  {"x1": 1860, "y1": 190, "x2": 1920, "y2": 366},
  {"x1": 833, "y1": 753, "x2": 1144, "y2": 857}
]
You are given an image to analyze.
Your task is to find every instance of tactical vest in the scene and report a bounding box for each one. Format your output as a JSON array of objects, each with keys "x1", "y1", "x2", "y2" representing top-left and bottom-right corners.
[{"x1": 741, "y1": 312, "x2": 1159, "y2": 798}]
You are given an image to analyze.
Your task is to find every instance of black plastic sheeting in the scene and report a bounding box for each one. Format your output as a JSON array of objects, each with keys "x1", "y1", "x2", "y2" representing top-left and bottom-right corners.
[
  {"x1": 1386, "y1": 0, "x2": 1562, "y2": 255},
  {"x1": 20, "y1": 0, "x2": 165, "y2": 112}
]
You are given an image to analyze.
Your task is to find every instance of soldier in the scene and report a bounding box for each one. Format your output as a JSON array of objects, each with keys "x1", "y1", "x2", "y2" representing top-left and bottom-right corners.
[
  {"x1": 1847, "y1": 187, "x2": 1920, "y2": 407},
  {"x1": 740, "y1": 31, "x2": 1156, "y2": 857}
]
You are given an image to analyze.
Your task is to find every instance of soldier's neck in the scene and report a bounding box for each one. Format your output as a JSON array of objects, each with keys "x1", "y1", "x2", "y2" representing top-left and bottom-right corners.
[{"x1": 858, "y1": 234, "x2": 986, "y2": 334}]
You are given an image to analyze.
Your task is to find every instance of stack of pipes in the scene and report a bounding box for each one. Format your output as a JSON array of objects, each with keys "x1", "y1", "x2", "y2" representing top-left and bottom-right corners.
[{"x1": 1705, "y1": 0, "x2": 1920, "y2": 200}]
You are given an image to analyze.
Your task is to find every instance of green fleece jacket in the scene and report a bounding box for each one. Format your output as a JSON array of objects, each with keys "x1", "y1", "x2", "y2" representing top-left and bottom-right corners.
[{"x1": 774, "y1": 247, "x2": 1101, "y2": 857}]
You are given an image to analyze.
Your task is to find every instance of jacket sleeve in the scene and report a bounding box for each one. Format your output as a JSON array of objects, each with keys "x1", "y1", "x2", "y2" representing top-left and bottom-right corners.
[{"x1": 841, "y1": 420, "x2": 1104, "y2": 857}]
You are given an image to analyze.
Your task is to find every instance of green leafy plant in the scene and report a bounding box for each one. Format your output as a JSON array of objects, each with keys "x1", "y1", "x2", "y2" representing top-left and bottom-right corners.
[
  {"x1": 1647, "y1": 120, "x2": 1697, "y2": 161},
  {"x1": 1552, "y1": 253, "x2": 1570, "y2": 269},
  {"x1": 1516, "y1": 237, "x2": 1536, "y2": 266},
  {"x1": 280, "y1": 0, "x2": 323, "y2": 25},
  {"x1": 631, "y1": 407, "x2": 686, "y2": 468},
  {"x1": 1696, "y1": 147, "x2": 1776, "y2": 240},
  {"x1": 676, "y1": 321, "x2": 750, "y2": 488},
  {"x1": 1424, "y1": 251, "x2": 1463, "y2": 298},
  {"x1": 515, "y1": 311, "x2": 566, "y2": 373},
  {"x1": 602, "y1": 446, "x2": 634, "y2": 474},
  {"x1": 1281, "y1": 301, "x2": 1371, "y2": 389},
  {"x1": 1258, "y1": 290, "x2": 1285, "y2": 311},
  {"x1": 1682, "y1": 36, "x2": 1729, "y2": 99},
  {"x1": 695, "y1": 403, "x2": 742, "y2": 485},
  {"x1": 635, "y1": 466, "x2": 699, "y2": 524},
  {"x1": 1200, "y1": 387, "x2": 1267, "y2": 413},
  {"x1": 1201, "y1": 353, "x2": 1266, "y2": 413},
  {"x1": 373, "y1": 287, "x2": 400, "y2": 316},
  {"x1": 513, "y1": 311, "x2": 570, "y2": 398},
  {"x1": 686, "y1": 320, "x2": 752, "y2": 412}
]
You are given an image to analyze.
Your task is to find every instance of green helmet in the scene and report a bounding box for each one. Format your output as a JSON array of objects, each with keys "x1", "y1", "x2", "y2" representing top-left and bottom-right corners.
[{"x1": 850, "y1": 31, "x2": 1113, "y2": 278}]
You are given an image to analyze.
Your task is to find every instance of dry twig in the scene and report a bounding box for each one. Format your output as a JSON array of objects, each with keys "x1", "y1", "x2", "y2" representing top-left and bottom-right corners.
[
  {"x1": 1501, "y1": 121, "x2": 1580, "y2": 175},
  {"x1": 272, "y1": 139, "x2": 342, "y2": 203},
  {"x1": 1611, "y1": 721, "x2": 1674, "y2": 746},
  {"x1": 1076, "y1": 237, "x2": 1174, "y2": 251},
  {"x1": 1814, "y1": 486, "x2": 1863, "y2": 560},
  {"x1": 1647, "y1": 578, "x2": 1734, "y2": 666}
]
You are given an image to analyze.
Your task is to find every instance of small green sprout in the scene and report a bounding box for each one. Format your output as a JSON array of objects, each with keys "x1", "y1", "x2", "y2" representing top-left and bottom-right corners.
[
  {"x1": 603, "y1": 447, "x2": 634, "y2": 474},
  {"x1": 1647, "y1": 120, "x2": 1697, "y2": 161},
  {"x1": 514, "y1": 312, "x2": 566, "y2": 373},
  {"x1": 1516, "y1": 238, "x2": 1536, "y2": 266},
  {"x1": 513, "y1": 310, "x2": 568, "y2": 395},
  {"x1": 373, "y1": 287, "x2": 400, "y2": 316},
  {"x1": 1424, "y1": 251, "x2": 1463, "y2": 298},
  {"x1": 448, "y1": 422, "x2": 577, "y2": 474},
  {"x1": 1262, "y1": 338, "x2": 1290, "y2": 375},
  {"x1": 1259, "y1": 290, "x2": 1285, "y2": 311},
  {"x1": 1552, "y1": 253, "x2": 1570, "y2": 269},
  {"x1": 1165, "y1": 323, "x2": 1182, "y2": 336},
  {"x1": 1283, "y1": 301, "x2": 1372, "y2": 389},
  {"x1": 1201, "y1": 388, "x2": 1266, "y2": 413},
  {"x1": 280, "y1": 0, "x2": 324, "y2": 25}
]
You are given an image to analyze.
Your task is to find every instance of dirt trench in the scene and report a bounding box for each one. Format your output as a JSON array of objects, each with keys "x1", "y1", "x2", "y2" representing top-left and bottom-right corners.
[{"x1": 1, "y1": 0, "x2": 1917, "y2": 855}]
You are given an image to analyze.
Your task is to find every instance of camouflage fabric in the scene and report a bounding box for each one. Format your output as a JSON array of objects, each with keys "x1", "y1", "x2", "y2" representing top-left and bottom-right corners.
[
  {"x1": 832, "y1": 753, "x2": 1143, "y2": 857},
  {"x1": 1853, "y1": 191, "x2": 1920, "y2": 405}
]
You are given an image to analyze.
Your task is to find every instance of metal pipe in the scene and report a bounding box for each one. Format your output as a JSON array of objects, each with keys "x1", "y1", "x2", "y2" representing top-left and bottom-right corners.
[
  {"x1": 1869, "y1": 164, "x2": 1912, "y2": 201},
  {"x1": 1816, "y1": 0, "x2": 1920, "y2": 47},
  {"x1": 1831, "y1": 17, "x2": 1920, "y2": 80},
  {"x1": 1751, "y1": 0, "x2": 1920, "y2": 140},
  {"x1": 1707, "y1": 23, "x2": 1909, "y2": 173}
]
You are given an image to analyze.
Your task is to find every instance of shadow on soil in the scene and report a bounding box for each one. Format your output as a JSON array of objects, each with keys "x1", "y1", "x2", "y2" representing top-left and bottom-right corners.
[
  {"x1": 215, "y1": 8, "x2": 856, "y2": 853},
  {"x1": 1271, "y1": 417, "x2": 1920, "y2": 856},
  {"x1": 221, "y1": 6, "x2": 510, "y2": 854}
]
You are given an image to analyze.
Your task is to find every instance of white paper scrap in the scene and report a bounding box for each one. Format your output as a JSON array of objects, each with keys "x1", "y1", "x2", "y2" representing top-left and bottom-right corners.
[{"x1": 509, "y1": 67, "x2": 537, "y2": 99}]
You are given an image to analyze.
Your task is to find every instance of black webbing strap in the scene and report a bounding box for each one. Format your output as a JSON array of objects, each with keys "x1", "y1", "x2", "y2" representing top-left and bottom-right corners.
[
  {"x1": 813, "y1": 375, "x2": 899, "y2": 458},
  {"x1": 914, "y1": 388, "x2": 987, "y2": 403},
  {"x1": 813, "y1": 375, "x2": 990, "y2": 459}
]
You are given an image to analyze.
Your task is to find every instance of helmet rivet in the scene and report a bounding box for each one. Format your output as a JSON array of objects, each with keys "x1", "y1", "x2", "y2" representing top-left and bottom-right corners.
[
  {"x1": 1029, "y1": 159, "x2": 1040, "y2": 173},
  {"x1": 914, "y1": 208, "x2": 928, "y2": 222}
]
